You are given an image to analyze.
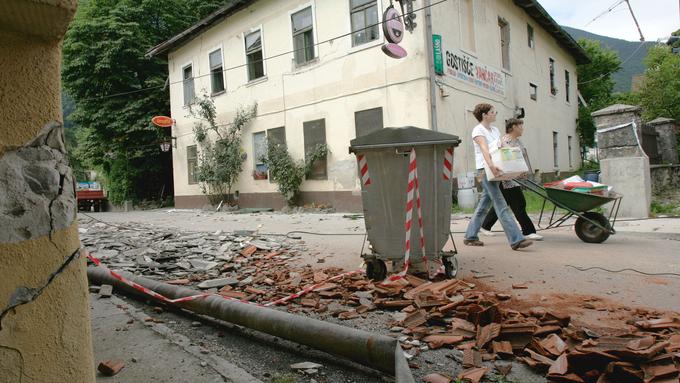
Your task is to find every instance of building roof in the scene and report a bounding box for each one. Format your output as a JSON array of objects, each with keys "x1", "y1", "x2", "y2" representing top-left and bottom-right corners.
[
  {"x1": 513, "y1": 0, "x2": 590, "y2": 64},
  {"x1": 147, "y1": 0, "x2": 590, "y2": 65},
  {"x1": 349, "y1": 127, "x2": 460, "y2": 152},
  {"x1": 146, "y1": 0, "x2": 255, "y2": 57},
  {"x1": 647, "y1": 117, "x2": 676, "y2": 126},
  {"x1": 591, "y1": 104, "x2": 641, "y2": 117}
]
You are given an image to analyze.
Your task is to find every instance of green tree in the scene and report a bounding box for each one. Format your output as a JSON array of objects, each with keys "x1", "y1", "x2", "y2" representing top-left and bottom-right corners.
[
  {"x1": 62, "y1": 0, "x2": 228, "y2": 203},
  {"x1": 190, "y1": 96, "x2": 257, "y2": 205},
  {"x1": 638, "y1": 43, "x2": 680, "y2": 122},
  {"x1": 576, "y1": 39, "x2": 622, "y2": 147}
]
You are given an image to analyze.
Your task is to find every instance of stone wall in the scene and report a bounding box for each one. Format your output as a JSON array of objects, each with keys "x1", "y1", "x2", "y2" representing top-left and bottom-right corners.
[{"x1": 650, "y1": 165, "x2": 680, "y2": 194}]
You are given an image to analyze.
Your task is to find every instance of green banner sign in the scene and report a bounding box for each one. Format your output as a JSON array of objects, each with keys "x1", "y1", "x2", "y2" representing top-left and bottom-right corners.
[{"x1": 432, "y1": 34, "x2": 444, "y2": 75}]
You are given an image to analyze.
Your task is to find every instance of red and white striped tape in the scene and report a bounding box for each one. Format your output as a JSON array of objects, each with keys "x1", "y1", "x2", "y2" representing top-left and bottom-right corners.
[
  {"x1": 357, "y1": 154, "x2": 371, "y2": 186},
  {"x1": 388, "y1": 148, "x2": 426, "y2": 281},
  {"x1": 87, "y1": 252, "x2": 362, "y2": 307},
  {"x1": 443, "y1": 147, "x2": 453, "y2": 180}
]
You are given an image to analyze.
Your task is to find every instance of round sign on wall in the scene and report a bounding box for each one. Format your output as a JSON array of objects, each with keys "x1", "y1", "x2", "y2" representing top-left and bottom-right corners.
[
  {"x1": 382, "y1": 5, "x2": 404, "y2": 44},
  {"x1": 382, "y1": 43, "x2": 408, "y2": 59},
  {"x1": 151, "y1": 115, "x2": 174, "y2": 128}
]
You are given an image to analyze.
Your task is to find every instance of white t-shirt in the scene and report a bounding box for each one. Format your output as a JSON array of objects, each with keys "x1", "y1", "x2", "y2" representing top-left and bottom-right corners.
[{"x1": 471, "y1": 123, "x2": 501, "y2": 169}]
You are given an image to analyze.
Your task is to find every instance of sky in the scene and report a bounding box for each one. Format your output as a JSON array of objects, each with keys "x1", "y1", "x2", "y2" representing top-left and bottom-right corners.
[{"x1": 538, "y1": 0, "x2": 679, "y2": 42}]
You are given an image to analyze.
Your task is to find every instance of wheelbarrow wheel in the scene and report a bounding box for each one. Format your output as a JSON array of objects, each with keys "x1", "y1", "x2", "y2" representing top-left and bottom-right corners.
[
  {"x1": 365, "y1": 259, "x2": 387, "y2": 281},
  {"x1": 575, "y1": 212, "x2": 611, "y2": 243},
  {"x1": 443, "y1": 256, "x2": 458, "y2": 279}
]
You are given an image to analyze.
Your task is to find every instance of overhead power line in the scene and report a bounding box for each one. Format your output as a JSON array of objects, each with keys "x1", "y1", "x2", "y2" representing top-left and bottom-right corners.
[
  {"x1": 78, "y1": 0, "x2": 449, "y2": 103},
  {"x1": 585, "y1": 0, "x2": 626, "y2": 27}
]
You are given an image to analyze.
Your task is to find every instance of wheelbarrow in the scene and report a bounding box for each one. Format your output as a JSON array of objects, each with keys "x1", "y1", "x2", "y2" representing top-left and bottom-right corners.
[{"x1": 516, "y1": 179, "x2": 623, "y2": 243}]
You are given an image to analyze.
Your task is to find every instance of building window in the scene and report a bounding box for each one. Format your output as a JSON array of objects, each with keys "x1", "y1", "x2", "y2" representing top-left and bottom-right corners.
[
  {"x1": 553, "y1": 131, "x2": 559, "y2": 168},
  {"x1": 350, "y1": 0, "x2": 379, "y2": 47},
  {"x1": 303, "y1": 119, "x2": 327, "y2": 180},
  {"x1": 527, "y1": 24, "x2": 534, "y2": 48},
  {"x1": 549, "y1": 58, "x2": 557, "y2": 96},
  {"x1": 460, "y1": 0, "x2": 475, "y2": 52},
  {"x1": 292, "y1": 7, "x2": 315, "y2": 65},
  {"x1": 187, "y1": 145, "x2": 198, "y2": 184},
  {"x1": 354, "y1": 107, "x2": 383, "y2": 137},
  {"x1": 245, "y1": 29, "x2": 264, "y2": 81},
  {"x1": 267, "y1": 126, "x2": 286, "y2": 147},
  {"x1": 530, "y1": 83, "x2": 537, "y2": 101},
  {"x1": 209, "y1": 49, "x2": 225, "y2": 94},
  {"x1": 498, "y1": 18, "x2": 510, "y2": 71},
  {"x1": 253, "y1": 127, "x2": 287, "y2": 180},
  {"x1": 182, "y1": 64, "x2": 195, "y2": 106},
  {"x1": 253, "y1": 132, "x2": 268, "y2": 178},
  {"x1": 568, "y1": 135, "x2": 573, "y2": 168},
  {"x1": 565, "y1": 70, "x2": 570, "y2": 103}
]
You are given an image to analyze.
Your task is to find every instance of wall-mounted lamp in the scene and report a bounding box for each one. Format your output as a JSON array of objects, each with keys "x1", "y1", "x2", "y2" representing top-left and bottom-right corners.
[{"x1": 159, "y1": 137, "x2": 176, "y2": 152}]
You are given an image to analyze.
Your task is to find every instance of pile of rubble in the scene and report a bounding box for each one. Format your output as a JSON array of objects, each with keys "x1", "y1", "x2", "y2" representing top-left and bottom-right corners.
[{"x1": 81, "y1": 220, "x2": 680, "y2": 383}]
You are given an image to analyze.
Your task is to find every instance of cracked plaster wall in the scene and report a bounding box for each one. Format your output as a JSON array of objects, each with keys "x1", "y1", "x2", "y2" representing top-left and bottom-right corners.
[
  {"x1": 0, "y1": 3, "x2": 95, "y2": 381},
  {"x1": 0, "y1": 122, "x2": 76, "y2": 243}
]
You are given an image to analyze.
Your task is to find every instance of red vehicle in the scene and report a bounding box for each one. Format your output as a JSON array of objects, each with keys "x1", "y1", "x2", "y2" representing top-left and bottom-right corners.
[{"x1": 77, "y1": 182, "x2": 106, "y2": 212}]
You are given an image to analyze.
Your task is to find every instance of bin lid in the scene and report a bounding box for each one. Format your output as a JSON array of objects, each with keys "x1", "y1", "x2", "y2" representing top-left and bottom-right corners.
[{"x1": 349, "y1": 126, "x2": 460, "y2": 152}]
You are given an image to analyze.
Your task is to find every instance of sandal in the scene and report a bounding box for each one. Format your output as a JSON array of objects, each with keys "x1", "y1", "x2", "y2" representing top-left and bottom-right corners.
[{"x1": 464, "y1": 239, "x2": 484, "y2": 246}]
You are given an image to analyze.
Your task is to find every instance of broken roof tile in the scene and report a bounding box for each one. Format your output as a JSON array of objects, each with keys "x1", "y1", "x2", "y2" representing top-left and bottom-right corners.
[
  {"x1": 541, "y1": 334, "x2": 569, "y2": 357},
  {"x1": 423, "y1": 335, "x2": 465, "y2": 350},
  {"x1": 547, "y1": 353, "x2": 569, "y2": 376},
  {"x1": 476, "y1": 323, "x2": 502, "y2": 349},
  {"x1": 492, "y1": 341, "x2": 514, "y2": 359},
  {"x1": 463, "y1": 348, "x2": 482, "y2": 368},
  {"x1": 422, "y1": 373, "x2": 452, "y2": 383},
  {"x1": 456, "y1": 367, "x2": 488, "y2": 383},
  {"x1": 402, "y1": 309, "x2": 428, "y2": 329}
]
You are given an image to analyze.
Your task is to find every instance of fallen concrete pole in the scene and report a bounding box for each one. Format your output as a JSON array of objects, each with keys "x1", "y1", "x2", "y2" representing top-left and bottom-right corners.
[{"x1": 87, "y1": 266, "x2": 415, "y2": 382}]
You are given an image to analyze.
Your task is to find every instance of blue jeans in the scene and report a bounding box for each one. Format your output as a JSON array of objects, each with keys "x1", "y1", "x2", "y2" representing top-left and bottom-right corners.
[{"x1": 464, "y1": 170, "x2": 525, "y2": 247}]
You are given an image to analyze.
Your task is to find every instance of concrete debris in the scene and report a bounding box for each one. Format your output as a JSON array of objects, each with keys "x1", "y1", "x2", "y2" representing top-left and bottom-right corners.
[
  {"x1": 81, "y1": 219, "x2": 680, "y2": 382},
  {"x1": 98, "y1": 360, "x2": 125, "y2": 376},
  {"x1": 197, "y1": 278, "x2": 239, "y2": 290},
  {"x1": 99, "y1": 284, "x2": 113, "y2": 298},
  {"x1": 290, "y1": 362, "x2": 322, "y2": 370}
]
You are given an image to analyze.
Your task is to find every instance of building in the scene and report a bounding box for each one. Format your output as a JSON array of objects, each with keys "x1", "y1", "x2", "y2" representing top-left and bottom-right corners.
[{"x1": 148, "y1": 0, "x2": 589, "y2": 211}]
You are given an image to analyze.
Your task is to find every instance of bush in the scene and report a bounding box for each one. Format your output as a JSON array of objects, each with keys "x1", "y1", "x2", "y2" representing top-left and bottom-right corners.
[{"x1": 261, "y1": 142, "x2": 328, "y2": 207}]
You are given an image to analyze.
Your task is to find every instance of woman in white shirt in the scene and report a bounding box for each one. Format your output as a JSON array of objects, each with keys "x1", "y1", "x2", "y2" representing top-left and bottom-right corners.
[{"x1": 463, "y1": 103, "x2": 533, "y2": 250}]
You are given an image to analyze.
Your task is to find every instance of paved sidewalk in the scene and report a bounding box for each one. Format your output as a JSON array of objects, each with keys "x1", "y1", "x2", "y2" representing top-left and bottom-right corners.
[{"x1": 90, "y1": 294, "x2": 262, "y2": 383}]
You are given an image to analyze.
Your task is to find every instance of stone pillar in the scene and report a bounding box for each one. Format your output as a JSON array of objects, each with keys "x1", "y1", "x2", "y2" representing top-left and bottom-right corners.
[
  {"x1": 647, "y1": 117, "x2": 679, "y2": 164},
  {"x1": 0, "y1": 1, "x2": 96, "y2": 382},
  {"x1": 592, "y1": 104, "x2": 651, "y2": 218}
]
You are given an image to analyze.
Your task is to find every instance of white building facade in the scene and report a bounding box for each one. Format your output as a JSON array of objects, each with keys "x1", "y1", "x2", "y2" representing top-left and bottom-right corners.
[{"x1": 148, "y1": 0, "x2": 588, "y2": 211}]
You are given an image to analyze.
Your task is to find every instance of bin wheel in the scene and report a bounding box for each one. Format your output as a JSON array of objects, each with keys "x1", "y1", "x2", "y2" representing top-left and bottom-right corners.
[
  {"x1": 443, "y1": 257, "x2": 458, "y2": 279},
  {"x1": 366, "y1": 259, "x2": 387, "y2": 281},
  {"x1": 575, "y1": 212, "x2": 611, "y2": 243}
]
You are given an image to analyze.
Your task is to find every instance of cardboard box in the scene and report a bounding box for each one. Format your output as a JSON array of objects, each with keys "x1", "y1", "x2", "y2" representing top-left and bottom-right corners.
[{"x1": 484, "y1": 147, "x2": 529, "y2": 181}]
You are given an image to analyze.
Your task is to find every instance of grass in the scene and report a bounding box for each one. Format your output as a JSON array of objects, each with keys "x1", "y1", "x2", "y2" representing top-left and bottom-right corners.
[
  {"x1": 651, "y1": 200, "x2": 680, "y2": 216},
  {"x1": 650, "y1": 188, "x2": 680, "y2": 217}
]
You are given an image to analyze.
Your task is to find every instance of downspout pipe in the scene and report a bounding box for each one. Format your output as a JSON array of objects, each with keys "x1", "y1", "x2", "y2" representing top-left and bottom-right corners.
[
  {"x1": 424, "y1": 0, "x2": 438, "y2": 132},
  {"x1": 87, "y1": 266, "x2": 415, "y2": 383}
]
